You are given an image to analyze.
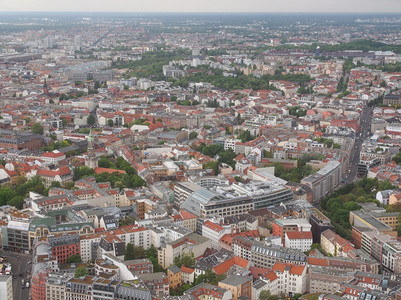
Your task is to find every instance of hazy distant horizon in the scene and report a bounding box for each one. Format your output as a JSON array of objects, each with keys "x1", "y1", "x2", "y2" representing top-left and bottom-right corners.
[
  {"x1": 1, "y1": 0, "x2": 401, "y2": 14},
  {"x1": 1, "y1": 11, "x2": 401, "y2": 15}
]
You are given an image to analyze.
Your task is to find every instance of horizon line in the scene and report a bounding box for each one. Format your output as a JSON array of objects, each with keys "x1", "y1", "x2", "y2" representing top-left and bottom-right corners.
[{"x1": 1, "y1": 11, "x2": 401, "y2": 14}]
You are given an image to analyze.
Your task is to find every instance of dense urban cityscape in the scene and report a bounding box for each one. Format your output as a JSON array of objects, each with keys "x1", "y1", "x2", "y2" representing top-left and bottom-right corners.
[{"x1": 0, "y1": 11, "x2": 401, "y2": 300}]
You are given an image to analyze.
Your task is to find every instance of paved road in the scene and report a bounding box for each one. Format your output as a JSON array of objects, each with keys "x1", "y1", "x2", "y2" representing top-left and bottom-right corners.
[
  {"x1": 0, "y1": 250, "x2": 31, "y2": 300},
  {"x1": 345, "y1": 106, "x2": 374, "y2": 184}
]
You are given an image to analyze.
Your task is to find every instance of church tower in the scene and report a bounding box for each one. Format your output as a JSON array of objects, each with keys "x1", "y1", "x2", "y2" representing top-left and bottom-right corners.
[
  {"x1": 43, "y1": 78, "x2": 49, "y2": 95},
  {"x1": 86, "y1": 129, "x2": 98, "y2": 169}
]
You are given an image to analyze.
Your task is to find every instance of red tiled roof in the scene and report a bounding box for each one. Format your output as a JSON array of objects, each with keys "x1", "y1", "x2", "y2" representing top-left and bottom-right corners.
[
  {"x1": 37, "y1": 166, "x2": 71, "y2": 177},
  {"x1": 203, "y1": 220, "x2": 224, "y2": 232},
  {"x1": 181, "y1": 266, "x2": 194, "y2": 274},
  {"x1": 272, "y1": 262, "x2": 305, "y2": 275},
  {"x1": 264, "y1": 271, "x2": 278, "y2": 282},
  {"x1": 248, "y1": 266, "x2": 271, "y2": 280},
  {"x1": 213, "y1": 256, "x2": 248, "y2": 275},
  {"x1": 219, "y1": 230, "x2": 260, "y2": 248},
  {"x1": 307, "y1": 257, "x2": 329, "y2": 267},
  {"x1": 41, "y1": 151, "x2": 65, "y2": 158},
  {"x1": 180, "y1": 210, "x2": 197, "y2": 220},
  {"x1": 94, "y1": 167, "x2": 126, "y2": 175},
  {"x1": 286, "y1": 231, "x2": 313, "y2": 240}
]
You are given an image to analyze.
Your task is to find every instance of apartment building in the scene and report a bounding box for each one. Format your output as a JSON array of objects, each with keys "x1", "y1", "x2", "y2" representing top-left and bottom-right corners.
[
  {"x1": 250, "y1": 241, "x2": 307, "y2": 269},
  {"x1": 167, "y1": 266, "x2": 182, "y2": 290},
  {"x1": 138, "y1": 273, "x2": 169, "y2": 298},
  {"x1": 65, "y1": 276, "x2": 96, "y2": 300},
  {"x1": 252, "y1": 272, "x2": 278, "y2": 300},
  {"x1": 172, "y1": 210, "x2": 198, "y2": 232},
  {"x1": 48, "y1": 233, "x2": 80, "y2": 265},
  {"x1": 272, "y1": 262, "x2": 307, "y2": 295},
  {"x1": 301, "y1": 160, "x2": 342, "y2": 203},
  {"x1": 284, "y1": 231, "x2": 313, "y2": 252},
  {"x1": 371, "y1": 234, "x2": 401, "y2": 274},
  {"x1": 308, "y1": 266, "x2": 354, "y2": 294},
  {"x1": 0, "y1": 275, "x2": 13, "y2": 300},
  {"x1": 201, "y1": 220, "x2": 228, "y2": 249},
  {"x1": 158, "y1": 233, "x2": 211, "y2": 269},
  {"x1": 272, "y1": 218, "x2": 312, "y2": 245},
  {"x1": 307, "y1": 256, "x2": 379, "y2": 274},
  {"x1": 218, "y1": 275, "x2": 252, "y2": 300},
  {"x1": 46, "y1": 274, "x2": 71, "y2": 300},
  {"x1": 80, "y1": 225, "x2": 151, "y2": 263},
  {"x1": 322, "y1": 229, "x2": 354, "y2": 255},
  {"x1": 184, "y1": 283, "x2": 232, "y2": 300}
]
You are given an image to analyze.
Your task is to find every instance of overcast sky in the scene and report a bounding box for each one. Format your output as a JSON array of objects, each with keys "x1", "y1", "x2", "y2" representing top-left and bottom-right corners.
[{"x1": 0, "y1": 0, "x2": 400, "y2": 13}]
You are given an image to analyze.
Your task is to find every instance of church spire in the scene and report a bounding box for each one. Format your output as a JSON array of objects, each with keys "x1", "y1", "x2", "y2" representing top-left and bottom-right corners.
[
  {"x1": 86, "y1": 129, "x2": 98, "y2": 169},
  {"x1": 43, "y1": 77, "x2": 49, "y2": 95}
]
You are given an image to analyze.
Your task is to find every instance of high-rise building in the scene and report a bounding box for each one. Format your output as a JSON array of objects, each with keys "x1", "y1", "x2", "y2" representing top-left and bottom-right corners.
[
  {"x1": 192, "y1": 48, "x2": 201, "y2": 57},
  {"x1": 74, "y1": 35, "x2": 82, "y2": 51},
  {"x1": 0, "y1": 275, "x2": 13, "y2": 300},
  {"x1": 43, "y1": 36, "x2": 54, "y2": 49}
]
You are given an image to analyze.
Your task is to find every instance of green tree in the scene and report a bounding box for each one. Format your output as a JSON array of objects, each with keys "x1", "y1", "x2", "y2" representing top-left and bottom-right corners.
[
  {"x1": 189, "y1": 131, "x2": 198, "y2": 140},
  {"x1": 119, "y1": 216, "x2": 136, "y2": 227},
  {"x1": 174, "y1": 252, "x2": 195, "y2": 268},
  {"x1": 87, "y1": 114, "x2": 96, "y2": 126},
  {"x1": 203, "y1": 161, "x2": 220, "y2": 175},
  {"x1": 14, "y1": 176, "x2": 45, "y2": 197},
  {"x1": 16, "y1": 176, "x2": 27, "y2": 186},
  {"x1": 0, "y1": 188, "x2": 17, "y2": 206},
  {"x1": 263, "y1": 150, "x2": 273, "y2": 158},
  {"x1": 177, "y1": 283, "x2": 193, "y2": 295},
  {"x1": 394, "y1": 152, "x2": 401, "y2": 165},
  {"x1": 98, "y1": 157, "x2": 113, "y2": 168},
  {"x1": 218, "y1": 149, "x2": 236, "y2": 168},
  {"x1": 107, "y1": 119, "x2": 114, "y2": 127},
  {"x1": 61, "y1": 118, "x2": 68, "y2": 127},
  {"x1": 74, "y1": 267, "x2": 88, "y2": 278},
  {"x1": 259, "y1": 290, "x2": 279, "y2": 300},
  {"x1": 378, "y1": 180, "x2": 396, "y2": 191},
  {"x1": 238, "y1": 130, "x2": 255, "y2": 143},
  {"x1": 200, "y1": 144, "x2": 224, "y2": 157},
  {"x1": 195, "y1": 269, "x2": 226, "y2": 286},
  {"x1": 133, "y1": 246, "x2": 146, "y2": 259},
  {"x1": 67, "y1": 254, "x2": 82, "y2": 264},
  {"x1": 146, "y1": 245, "x2": 164, "y2": 273},
  {"x1": 31, "y1": 123, "x2": 44, "y2": 135},
  {"x1": 132, "y1": 175, "x2": 146, "y2": 188},
  {"x1": 305, "y1": 243, "x2": 329, "y2": 256},
  {"x1": 7, "y1": 196, "x2": 24, "y2": 209},
  {"x1": 124, "y1": 243, "x2": 135, "y2": 261},
  {"x1": 344, "y1": 201, "x2": 360, "y2": 211},
  {"x1": 50, "y1": 181, "x2": 61, "y2": 188},
  {"x1": 62, "y1": 182, "x2": 75, "y2": 190},
  {"x1": 116, "y1": 157, "x2": 136, "y2": 175},
  {"x1": 73, "y1": 166, "x2": 94, "y2": 181}
]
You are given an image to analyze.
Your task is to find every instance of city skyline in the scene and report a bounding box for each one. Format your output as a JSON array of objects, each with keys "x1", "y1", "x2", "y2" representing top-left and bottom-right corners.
[{"x1": 0, "y1": 0, "x2": 401, "y2": 13}]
